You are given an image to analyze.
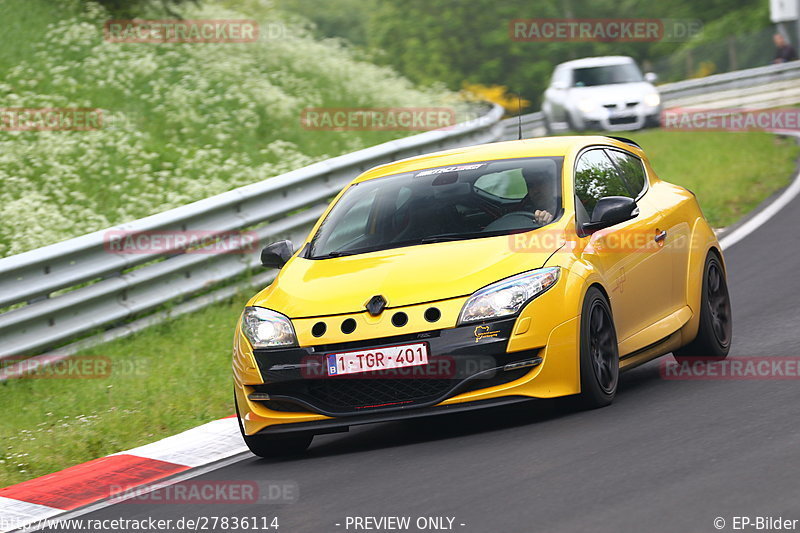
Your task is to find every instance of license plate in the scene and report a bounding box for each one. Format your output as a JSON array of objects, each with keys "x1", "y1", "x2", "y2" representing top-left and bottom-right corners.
[
  {"x1": 326, "y1": 342, "x2": 429, "y2": 376},
  {"x1": 609, "y1": 110, "x2": 631, "y2": 118}
]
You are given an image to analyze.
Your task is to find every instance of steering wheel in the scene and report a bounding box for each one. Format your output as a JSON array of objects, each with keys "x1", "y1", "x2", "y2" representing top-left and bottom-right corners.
[
  {"x1": 483, "y1": 211, "x2": 539, "y2": 233},
  {"x1": 501, "y1": 211, "x2": 537, "y2": 221}
]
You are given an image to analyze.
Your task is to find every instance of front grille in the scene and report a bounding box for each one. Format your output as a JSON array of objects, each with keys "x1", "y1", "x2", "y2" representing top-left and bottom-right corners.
[
  {"x1": 254, "y1": 359, "x2": 537, "y2": 415},
  {"x1": 251, "y1": 339, "x2": 541, "y2": 416},
  {"x1": 609, "y1": 115, "x2": 637, "y2": 125},
  {"x1": 306, "y1": 378, "x2": 456, "y2": 410}
]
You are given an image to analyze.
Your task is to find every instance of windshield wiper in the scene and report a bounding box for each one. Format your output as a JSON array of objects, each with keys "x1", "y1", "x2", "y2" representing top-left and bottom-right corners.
[
  {"x1": 315, "y1": 249, "x2": 362, "y2": 259},
  {"x1": 419, "y1": 233, "x2": 479, "y2": 243},
  {"x1": 421, "y1": 228, "x2": 535, "y2": 243}
]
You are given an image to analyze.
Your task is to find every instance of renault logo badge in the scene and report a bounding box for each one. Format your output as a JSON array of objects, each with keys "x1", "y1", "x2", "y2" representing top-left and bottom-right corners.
[{"x1": 365, "y1": 295, "x2": 387, "y2": 316}]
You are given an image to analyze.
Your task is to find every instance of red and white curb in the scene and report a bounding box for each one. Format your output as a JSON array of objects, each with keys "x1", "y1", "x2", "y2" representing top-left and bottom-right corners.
[{"x1": 0, "y1": 416, "x2": 245, "y2": 532}]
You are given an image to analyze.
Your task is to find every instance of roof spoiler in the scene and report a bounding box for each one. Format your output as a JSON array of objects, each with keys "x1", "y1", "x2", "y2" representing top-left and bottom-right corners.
[{"x1": 605, "y1": 136, "x2": 641, "y2": 148}]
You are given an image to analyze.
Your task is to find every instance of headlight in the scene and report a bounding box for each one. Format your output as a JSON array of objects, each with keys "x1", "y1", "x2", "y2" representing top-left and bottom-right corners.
[
  {"x1": 458, "y1": 267, "x2": 560, "y2": 324},
  {"x1": 577, "y1": 99, "x2": 597, "y2": 113},
  {"x1": 644, "y1": 92, "x2": 661, "y2": 107},
  {"x1": 241, "y1": 306, "x2": 297, "y2": 348}
]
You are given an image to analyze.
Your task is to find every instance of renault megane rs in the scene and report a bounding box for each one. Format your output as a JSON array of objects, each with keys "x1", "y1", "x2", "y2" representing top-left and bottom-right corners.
[{"x1": 233, "y1": 136, "x2": 731, "y2": 456}]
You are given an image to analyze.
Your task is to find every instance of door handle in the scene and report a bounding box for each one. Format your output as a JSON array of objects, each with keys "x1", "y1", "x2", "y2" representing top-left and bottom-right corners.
[{"x1": 654, "y1": 230, "x2": 667, "y2": 243}]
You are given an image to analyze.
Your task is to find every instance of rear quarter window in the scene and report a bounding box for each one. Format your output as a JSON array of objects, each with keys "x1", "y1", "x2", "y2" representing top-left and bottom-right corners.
[
  {"x1": 606, "y1": 149, "x2": 647, "y2": 197},
  {"x1": 574, "y1": 149, "x2": 632, "y2": 220}
]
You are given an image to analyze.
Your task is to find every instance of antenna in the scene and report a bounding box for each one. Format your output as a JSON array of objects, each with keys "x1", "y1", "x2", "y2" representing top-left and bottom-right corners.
[{"x1": 517, "y1": 94, "x2": 523, "y2": 140}]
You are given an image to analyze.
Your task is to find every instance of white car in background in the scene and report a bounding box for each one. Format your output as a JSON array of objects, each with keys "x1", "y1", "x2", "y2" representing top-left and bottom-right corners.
[{"x1": 542, "y1": 56, "x2": 661, "y2": 132}]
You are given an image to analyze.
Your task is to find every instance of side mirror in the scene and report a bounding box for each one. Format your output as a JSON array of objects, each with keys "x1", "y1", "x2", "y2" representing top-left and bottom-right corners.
[
  {"x1": 260, "y1": 240, "x2": 294, "y2": 269},
  {"x1": 582, "y1": 196, "x2": 638, "y2": 233},
  {"x1": 644, "y1": 72, "x2": 658, "y2": 83},
  {"x1": 551, "y1": 81, "x2": 568, "y2": 90}
]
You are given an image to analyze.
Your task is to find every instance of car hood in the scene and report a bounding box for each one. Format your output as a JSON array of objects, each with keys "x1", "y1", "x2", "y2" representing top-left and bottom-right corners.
[
  {"x1": 568, "y1": 82, "x2": 656, "y2": 104},
  {"x1": 252, "y1": 233, "x2": 562, "y2": 318}
]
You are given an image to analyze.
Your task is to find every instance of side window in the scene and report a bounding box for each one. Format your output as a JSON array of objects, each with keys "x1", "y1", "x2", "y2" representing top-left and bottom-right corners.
[
  {"x1": 474, "y1": 169, "x2": 528, "y2": 200},
  {"x1": 574, "y1": 149, "x2": 632, "y2": 221},
  {"x1": 606, "y1": 150, "x2": 647, "y2": 197}
]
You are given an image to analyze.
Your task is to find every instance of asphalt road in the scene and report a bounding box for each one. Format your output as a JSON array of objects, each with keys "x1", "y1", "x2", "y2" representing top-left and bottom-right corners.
[{"x1": 57, "y1": 189, "x2": 800, "y2": 533}]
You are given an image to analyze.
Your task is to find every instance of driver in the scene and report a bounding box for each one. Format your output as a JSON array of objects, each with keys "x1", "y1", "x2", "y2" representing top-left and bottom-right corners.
[{"x1": 521, "y1": 167, "x2": 558, "y2": 225}]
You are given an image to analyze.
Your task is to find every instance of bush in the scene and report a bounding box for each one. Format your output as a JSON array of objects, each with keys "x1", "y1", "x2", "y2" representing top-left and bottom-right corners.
[{"x1": 0, "y1": 0, "x2": 452, "y2": 257}]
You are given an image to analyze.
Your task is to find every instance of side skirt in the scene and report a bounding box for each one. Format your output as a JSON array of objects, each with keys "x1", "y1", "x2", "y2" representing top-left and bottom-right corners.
[{"x1": 619, "y1": 331, "x2": 682, "y2": 371}]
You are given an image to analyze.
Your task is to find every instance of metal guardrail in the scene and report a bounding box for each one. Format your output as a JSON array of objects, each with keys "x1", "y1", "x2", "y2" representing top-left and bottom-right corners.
[
  {"x1": 499, "y1": 112, "x2": 544, "y2": 140},
  {"x1": 3, "y1": 61, "x2": 800, "y2": 363},
  {"x1": 0, "y1": 104, "x2": 505, "y2": 360},
  {"x1": 657, "y1": 60, "x2": 800, "y2": 101}
]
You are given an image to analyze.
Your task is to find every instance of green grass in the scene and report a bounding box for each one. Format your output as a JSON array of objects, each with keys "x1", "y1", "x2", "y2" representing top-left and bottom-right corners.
[
  {"x1": 1, "y1": 129, "x2": 797, "y2": 487},
  {"x1": 0, "y1": 0, "x2": 454, "y2": 257},
  {"x1": 629, "y1": 130, "x2": 800, "y2": 227},
  {"x1": 0, "y1": 295, "x2": 246, "y2": 487},
  {"x1": 0, "y1": 0, "x2": 82, "y2": 73}
]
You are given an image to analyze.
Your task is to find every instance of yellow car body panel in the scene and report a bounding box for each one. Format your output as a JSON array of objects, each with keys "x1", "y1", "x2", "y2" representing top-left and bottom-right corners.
[
  {"x1": 249, "y1": 238, "x2": 557, "y2": 319},
  {"x1": 233, "y1": 136, "x2": 725, "y2": 436}
]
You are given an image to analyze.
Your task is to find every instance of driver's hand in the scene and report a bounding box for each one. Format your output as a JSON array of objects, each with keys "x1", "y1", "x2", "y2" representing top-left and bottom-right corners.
[{"x1": 534, "y1": 209, "x2": 554, "y2": 225}]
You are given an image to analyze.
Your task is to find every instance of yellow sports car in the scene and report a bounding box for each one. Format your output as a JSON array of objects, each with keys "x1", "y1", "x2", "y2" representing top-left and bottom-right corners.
[{"x1": 233, "y1": 136, "x2": 732, "y2": 456}]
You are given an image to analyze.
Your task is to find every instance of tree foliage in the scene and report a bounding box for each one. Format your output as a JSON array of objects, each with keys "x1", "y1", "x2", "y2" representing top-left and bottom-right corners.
[{"x1": 279, "y1": 0, "x2": 772, "y2": 107}]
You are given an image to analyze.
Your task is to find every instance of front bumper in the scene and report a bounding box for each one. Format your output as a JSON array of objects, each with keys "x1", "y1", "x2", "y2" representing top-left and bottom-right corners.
[
  {"x1": 234, "y1": 270, "x2": 586, "y2": 436},
  {"x1": 235, "y1": 315, "x2": 583, "y2": 437},
  {"x1": 248, "y1": 318, "x2": 541, "y2": 417},
  {"x1": 578, "y1": 105, "x2": 661, "y2": 131}
]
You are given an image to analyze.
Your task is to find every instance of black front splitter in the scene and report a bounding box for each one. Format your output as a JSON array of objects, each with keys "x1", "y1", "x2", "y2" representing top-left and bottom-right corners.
[{"x1": 252, "y1": 395, "x2": 534, "y2": 437}]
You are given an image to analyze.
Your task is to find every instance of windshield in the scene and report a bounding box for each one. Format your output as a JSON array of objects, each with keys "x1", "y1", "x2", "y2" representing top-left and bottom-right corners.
[
  {"x1": 572, "y1": 63, "x2": 643, "y2": 87},
  {"x1": 307, "y1": 157, "x2": 564, "y2": 259}
]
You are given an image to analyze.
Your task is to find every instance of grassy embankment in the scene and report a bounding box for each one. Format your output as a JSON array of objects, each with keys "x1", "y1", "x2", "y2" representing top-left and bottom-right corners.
[{"x1": 0, "y1": 0, "x2": 453, "y2": 257}]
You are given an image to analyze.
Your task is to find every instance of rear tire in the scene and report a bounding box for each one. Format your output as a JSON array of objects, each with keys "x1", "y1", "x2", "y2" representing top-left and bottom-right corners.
[
  {"x1": 576, "y1": 287, "x2": 619, "y2": 409},
  {"x1": 235, "y1": 390, "x2": 312, "y2": 458},
  {"x1": 644, "y1": 113, "x2": 661, "y2": 129},
  {"x1": 673, "y1": 252, "x2": 731, "y2": 363},
  {"x1": 566, "y1": 112, "x2": 580, "y2": 132}
]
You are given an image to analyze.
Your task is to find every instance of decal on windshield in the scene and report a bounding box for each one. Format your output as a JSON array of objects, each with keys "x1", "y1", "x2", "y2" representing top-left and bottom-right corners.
[{"x1": 415, "y1": 163, "x2": 485, "y2": 177}]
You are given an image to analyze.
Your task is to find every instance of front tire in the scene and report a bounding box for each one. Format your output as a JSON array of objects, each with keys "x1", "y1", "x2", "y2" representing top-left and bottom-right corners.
[
  {"x1": 577, "y1": 287, "x2": 619, "y2": 409},
  {"x1": 543, "y1": 110, "x2": 554, "y2": 135},
  {"x1": 566, "y1": 112, "x2": 580, "y2": 132},
  {"x1": 235, "y1": 390, "x2": 313, "y2": 458},
  {"x1": 673, "y1": 252, "x2": 732, "y2": 362}
]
